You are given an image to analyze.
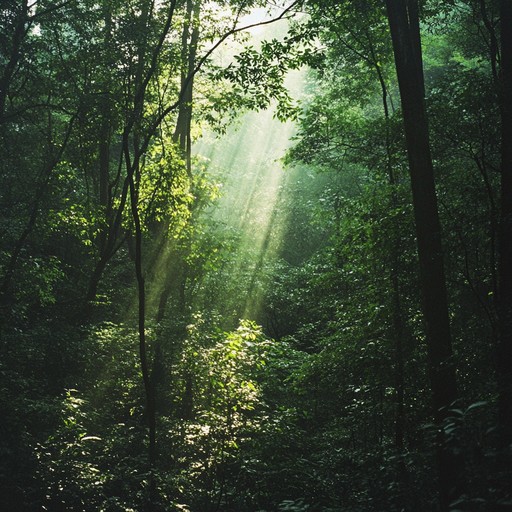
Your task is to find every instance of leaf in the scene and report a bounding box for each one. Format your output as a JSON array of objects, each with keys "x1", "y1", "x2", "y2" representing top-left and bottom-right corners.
[{"x1": 465, "y1": 401, "x2": 487, "y2": 413}]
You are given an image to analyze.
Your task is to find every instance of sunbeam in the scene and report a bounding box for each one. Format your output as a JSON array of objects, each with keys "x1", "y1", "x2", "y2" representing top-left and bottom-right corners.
[{"x1": 194, "y1": 87, "x2": 304, "y2": 322}]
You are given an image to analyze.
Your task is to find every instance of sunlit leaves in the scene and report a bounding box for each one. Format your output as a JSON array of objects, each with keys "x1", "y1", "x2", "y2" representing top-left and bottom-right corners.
[
  {"x1": 214, "y1": 39, "x2": 301, "y2": 121},
  {"x1": 138, "y1": 138, "x2": 191, "y2": 229},
  {"x1": 182, "y1": 318, "x2": 268, "y2": 421}
]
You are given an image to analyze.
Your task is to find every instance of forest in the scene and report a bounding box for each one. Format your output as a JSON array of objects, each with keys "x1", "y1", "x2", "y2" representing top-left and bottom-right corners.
[{"x1": 1, "y1": 0, "x2": 511, "y2": 511}]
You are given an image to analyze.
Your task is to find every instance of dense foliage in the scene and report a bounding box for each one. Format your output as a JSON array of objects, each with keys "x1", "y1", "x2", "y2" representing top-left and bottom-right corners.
[{"x1": 1, "y1": 0, "x2": 511, "y2": 511}]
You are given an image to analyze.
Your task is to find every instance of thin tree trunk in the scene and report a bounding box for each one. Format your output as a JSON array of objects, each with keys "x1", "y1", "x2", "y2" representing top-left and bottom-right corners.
[
  {"x1": 127, "y1": 154, "x2": 157, "y2": 511},
  {"x1": 173, "y1": 0, "x2": 201, "y2": 176},
  {"x1": 385, "y1": 1, "x2": 463, "y2": 509},
  {"x1": 98, "y1": 1, "x2": 113, "y2": 217},
  {"x1": 84, "y1": 0, "x2": 178, "y2": 310},
  {"x1": 156, "y1": 0, "x2": 201, "y2": 320},
  {"x1": 373, "y1": 45, "x2": 406, "y2": 454}
]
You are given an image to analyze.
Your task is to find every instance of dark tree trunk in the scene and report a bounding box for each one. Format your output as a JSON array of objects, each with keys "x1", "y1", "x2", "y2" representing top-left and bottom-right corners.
[
  {"x1": 127, "y1": 157, "x2": 157, "y2": 511},
  {"x1": 98, "y1": 2, "x2": 113, "y2": 215},
  {"x1": 496, "y1": 0, "x2": 512, "y2": 453},
  {"x1": 385, "y1": 1, "x2": 463, "y2": 509},
  {"x1": 0, "y1": 1, "x2": 29, "y2": 123}
]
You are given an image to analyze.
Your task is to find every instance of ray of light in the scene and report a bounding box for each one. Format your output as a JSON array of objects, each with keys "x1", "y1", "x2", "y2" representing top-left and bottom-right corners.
[{"x1": 194, "y1": 69, "x2": 305, "y2": 323}]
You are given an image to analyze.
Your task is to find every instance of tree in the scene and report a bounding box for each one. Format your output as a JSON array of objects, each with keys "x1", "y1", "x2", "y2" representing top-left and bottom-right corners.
[
  {"x1": 384, "y1": 0, "x2": 464, "y2": 509},
  {"x1": 496, "y1": 0, "x2": 512, "y2": 455}
]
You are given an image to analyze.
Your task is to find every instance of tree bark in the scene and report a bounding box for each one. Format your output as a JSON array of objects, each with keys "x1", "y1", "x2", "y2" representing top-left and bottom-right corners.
[
  {"x1": 127, "y1": 148, "x2": 157, "y2": 511},
  {"x1": 0, "y1": 1, "x2": 29, "y2": 123},
  {"x1": 496, "y1": 0, "x2": 512, "y2": 453},
  {"x1": 384, "y1": 1, "x2": 463, "y2": 509},
  {"x1": 156, "y1": 0, "x2": 201, "y2": 321},
  {"x1": 173, "y1": 0, "x2": 201, "y2": 176}
]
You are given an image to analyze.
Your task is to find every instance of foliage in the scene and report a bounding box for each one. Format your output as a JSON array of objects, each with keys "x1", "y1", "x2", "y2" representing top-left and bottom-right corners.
[{"x1": 1, "y1": 0, "x2": 510, "y2": 511}]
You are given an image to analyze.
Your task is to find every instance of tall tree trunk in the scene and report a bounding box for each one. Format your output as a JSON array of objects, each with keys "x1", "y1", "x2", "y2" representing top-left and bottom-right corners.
[
  {"x1": 128, "y1": 168, "x2": 157, "y2": 510},
  {"x1": 0, "y1": 1, "x2": 29, "y2": 123},
  {"x1": 156, "y1": 0, "x2": 201, "y2": 321},
  {"x1": 384, "y1": 1, "x2": 463, "y2": 509},
  {"x1": 496, "y1": 0, "x2": 512, "y2": 453},
  {"x1": 128, "y1": 2, "x2": 159, "y2": 507},
  {"x1": 173, "y1": 0, "x2": 201, "y2": 176},
  {"x1": 99, "y1": 1, "x2": 113, "y2": 216}
]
